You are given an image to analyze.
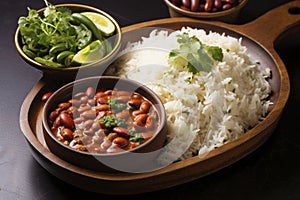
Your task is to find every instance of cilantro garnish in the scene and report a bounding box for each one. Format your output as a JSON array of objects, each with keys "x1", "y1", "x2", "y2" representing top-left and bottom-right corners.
[
  {"x1": 129, "y1": 128, "x2": 144, "y2": 144},
  {"x1": 107, "y1": 99, "x2": 127, "y2": 111},
  {"x1": 99, "y1": 115, "x2": 127, "y2": 128},
  {"x1": 168, "y1": 32, "x2": 223, "y2": 74}
]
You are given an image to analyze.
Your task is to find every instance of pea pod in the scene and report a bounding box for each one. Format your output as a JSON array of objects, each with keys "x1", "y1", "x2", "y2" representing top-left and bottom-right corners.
[
  {"x1": 57, "y1": 51, "x2": 75, "y2": 64},
  {"x1": 71, "y1": 13, "x2": 103, "y2": 41},
  {"x1": 64, "y1": 54, "x2": 75, "y2": 67},
  {"x1": 35, "y1": 57, "x2": 63, "y2": 68},
  {"x1": 28, "y1": 40, "x2": 38, "y2": 52},
  {"x1": 49, "y1": 43, "x2": 68, "y2": 55},
  {"x1": 22, "y1": 45, "x2": 36, "y2": 59}
]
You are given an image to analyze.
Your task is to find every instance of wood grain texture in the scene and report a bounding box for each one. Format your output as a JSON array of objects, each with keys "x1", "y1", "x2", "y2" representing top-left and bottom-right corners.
[{"x1": 19, "y1": 1, "x2": 298, "y2": 195}]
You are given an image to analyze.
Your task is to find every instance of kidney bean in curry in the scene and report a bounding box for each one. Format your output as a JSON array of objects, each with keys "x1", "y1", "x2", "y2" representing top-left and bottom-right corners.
[{"x1": 47, "y1": 87, "x2": 160, "y2": 154}]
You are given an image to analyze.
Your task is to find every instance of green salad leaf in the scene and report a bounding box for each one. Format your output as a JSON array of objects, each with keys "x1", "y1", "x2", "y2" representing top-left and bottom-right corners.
[{"x1": 168, "y1": 32, "x2": 223, "y2": 74}]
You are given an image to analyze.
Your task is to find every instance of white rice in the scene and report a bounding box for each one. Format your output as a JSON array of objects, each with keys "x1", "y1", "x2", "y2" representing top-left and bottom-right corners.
[{"x1": 107, "y1": 27, "x2": 272, "y2": 164}]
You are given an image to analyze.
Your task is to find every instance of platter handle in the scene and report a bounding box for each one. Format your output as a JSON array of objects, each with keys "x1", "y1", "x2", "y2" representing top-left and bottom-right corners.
[{"x1": 230, "y1": 0, "x2": 300, "y2": 49}]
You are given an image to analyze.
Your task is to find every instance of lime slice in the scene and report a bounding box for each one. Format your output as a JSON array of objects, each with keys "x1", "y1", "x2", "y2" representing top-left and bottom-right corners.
[
  {"x1": 81, "y1": 12, "x2": 115, "y2": 36},
  {"x1": 72, "y1": 40, "x2": 106, "y2": 65}
]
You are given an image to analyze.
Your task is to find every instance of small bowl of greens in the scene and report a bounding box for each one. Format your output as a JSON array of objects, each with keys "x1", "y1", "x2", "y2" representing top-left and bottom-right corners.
[{"x1": 15, "y1": 1, "x2": 122, "y2": 81}]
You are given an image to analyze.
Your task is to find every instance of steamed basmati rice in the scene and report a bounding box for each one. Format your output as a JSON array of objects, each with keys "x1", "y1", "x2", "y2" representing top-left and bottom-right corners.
[{"x1": 107, "y1": 27, "x2": 272, "y2": 164}]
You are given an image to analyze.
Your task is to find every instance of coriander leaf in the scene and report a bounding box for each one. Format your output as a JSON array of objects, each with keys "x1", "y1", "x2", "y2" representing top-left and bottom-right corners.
[
  {"x1": 99, "y1": 115, "x2": 127, "y2": 128},
  {"x1": 107, "y1": 99, "x2": 127, "y2": 111},
  {"x1": 205, "y1": 46, "x2": 223, "y2": 61},
  {"x1": 168, "y1": 32, "x2": 223, "y2": 74},
  {"x1": 129, "y1": 128, "x2": 144, "y2": 144}
]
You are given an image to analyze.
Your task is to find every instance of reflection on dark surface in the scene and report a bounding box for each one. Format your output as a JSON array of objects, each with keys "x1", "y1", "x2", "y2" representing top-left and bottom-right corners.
[{"x1": 1, "y1": 0, "x2": 300, "y2": 199}]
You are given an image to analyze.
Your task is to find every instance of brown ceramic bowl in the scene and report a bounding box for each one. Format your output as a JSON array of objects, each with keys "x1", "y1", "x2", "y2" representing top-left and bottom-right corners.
[
  {"x1": 15, "y1": 4, "x2": 122, "y2": 81},
  {"x1": 164, "y1": 0, "x2": 248, "y2": 23},
  {"x1": 42, "y1": 76, "x2": 167, "y2": 173}
]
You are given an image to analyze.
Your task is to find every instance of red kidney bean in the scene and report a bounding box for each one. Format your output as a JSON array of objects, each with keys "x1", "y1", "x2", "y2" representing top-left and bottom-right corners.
[
  {"x1": 214, "y1": 0, "x2": 222, "y2": 9},
  {"x1": 52, "y1": 115, "x2": 61, "y2": 129},
  {"x1": 73, "y1": 116, "x2": 84, "y2": 124},
  {"x1": 222, "y1": 3, "x2": 232, "y2": 10},
  {"x1": 83, "y1": 119, "x2": 94, "y2": 129},
  {"x1": 222, "y1": 0, "x2": 236, "y2": 4},
  {"x1": 42, "y1": 92, "x2": 53, "y2": 103},
  {"x1": 95, "y1": 104, "x2": 109, "y2": 112},
  {"x1": 83, "y1": 129, "x2": 94, "y2": 136},
  {"x1": 95, "y1": 91, "x2": 106, "y2": 98},
  {"x1": 96, "y1": 111, "x2": 107, "y2": 119},
  {"x1": 104, "y1": 90, "x2": 113, "y2": 95},
  {"x1": 182, "y1": 0, "x2": 191, "y2": 8},
  {"x1": 131, "y1": 93, "x2": 143, "y2": 100},
  {"x1": 68, "y1": 99, "x2": 81, "y2": 107},
  {"x1": 87, "y1": 99, "x2": 97, "y2": 106},
  {"x1": 128, "y1": 98, "x2": 143, "y2": 108},
  {"x1": 91, "y1": 122, "x2": 101, "y2": 132},
  {"x1": 85, "y1": 87, "x2": 95, "y2": 98},
  {"x1": 67, "y1": 106, "x2": 79, "y2": 118},
  {"x1": 132, "y1": 109, "x2": 145, "y2": 117},
  {"x1": 77, "y1": 105, "x2": 91, "y2": 113},
  {"x1": 191, "y1": 0, "x2": 200, "y2": 11},
  {"x1": 169, "y1": 0, "x2": 241, "y2": 13},
  {"x1": 58, "y1": 102, "x2": 71, "y2": 110},
  {"x1": 106, "y1": 133, "x2": 118, "y2": 141},
  {"x1": 140, "y1": 101, "x2": 151, "y2": 112},
  {"x1": 97, "y1": 96, "x2": 108, "y2": 104},
  {"x1": 134, "y1": 114, "x2": 148, "y2": 127},
  {"x1": 49, "y1": 110, "x2": 59, "y2": 122},
  {"x1": 113, "y1": 126, "x2": 130, "y2": 138},
  {"x1": 60, "y1": 112, "x2": 75, "y2": 129},
  {"x1": 61, "y1": 128, "x2": 73, "y2": 141},
  {"x1": 204, "y1": 0, "x2": 214, "y2": 12},
  {"x1": 74, "y1": 92, "x2": 86, "y2": 99},
  {"x1": 113, "y1": 137, "x2": 129, "y2": 148},
  {"x1": 80, "y1": 95, "x2": 88, "y2": 104},
  {"x1": 81, "y1": 110, "x2": 96, "y2": 119}
]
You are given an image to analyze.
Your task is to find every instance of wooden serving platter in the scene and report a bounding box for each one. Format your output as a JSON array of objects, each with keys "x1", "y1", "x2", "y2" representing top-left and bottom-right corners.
[{"x1": 19, "y1": 1, "x2": 299, "y2": 195}]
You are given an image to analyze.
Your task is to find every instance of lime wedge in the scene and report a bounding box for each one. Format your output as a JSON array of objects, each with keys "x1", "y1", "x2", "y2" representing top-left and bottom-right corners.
[
  {"x1": 72, "y1": 40, "x2": 105, "y2": 65},
  {"x1": 81, "y1": 12, "x2": 115, "y2": 36}
]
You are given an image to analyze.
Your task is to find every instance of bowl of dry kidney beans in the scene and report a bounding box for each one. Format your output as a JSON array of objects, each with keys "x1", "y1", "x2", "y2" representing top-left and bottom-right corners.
[
  {"x1": 164, "y1": 0, "x2": 248, "y2": 23},
  {"x1": 42, "y1": 76, "x2": 167, "y2": 172}
]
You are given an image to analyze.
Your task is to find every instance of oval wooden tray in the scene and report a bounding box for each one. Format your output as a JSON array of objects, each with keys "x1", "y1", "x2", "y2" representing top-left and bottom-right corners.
[{"x1": 19, "y1": 1, "x2": 299, "y2": 195}]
